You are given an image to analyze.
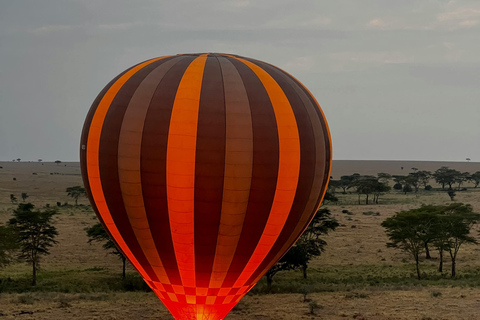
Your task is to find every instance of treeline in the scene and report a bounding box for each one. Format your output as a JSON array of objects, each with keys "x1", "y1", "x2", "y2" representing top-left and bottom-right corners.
[{"x1": 328, "y1": 167, "x2": 480, "y2": 204}]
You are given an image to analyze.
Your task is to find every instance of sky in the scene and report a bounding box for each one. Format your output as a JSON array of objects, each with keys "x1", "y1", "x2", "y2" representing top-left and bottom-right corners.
[{"x1": 0, "y1": 0, "x2": 479, "y2": 162}]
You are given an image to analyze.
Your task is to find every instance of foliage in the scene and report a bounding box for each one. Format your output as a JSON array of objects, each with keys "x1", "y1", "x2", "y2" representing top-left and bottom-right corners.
[
  {"x1": 66, "y1": 186, "x2": 87, "y2": 205},
  {"x1": 85, "y1": 223, "x2": 127, "y2": 279},
  {"x1": 433, "y1": 167, "x2": 461, "y2": 190},
  {"x1": 0, "y1": 225, "x2": 18, "y2": 268},
  {"x1": 470, "y1": 171, "x2": 480, "y2": 188},
  {"x1": 8, "y1": 203, "x2": 59, "y2": 286},
  {"x1": 21, "y1": 193, "x2": 28, "y2": 202},
  {"x1": 265, "y1": 208, "x2": 338, "y2": 290},
  {"x1": 352, "y1": 176, "x2": 390, "y2": 204},
  {"x1": 382, "y1": 203, "x2": 480, "y2": 279},
  {"x1": 381, "y1": 208, "x2": 432, "y2": 279},
  {"x1": 10, "y1": 194, "x2": 17, "y2": 203},
  {"x1": 338, "y1": 174, "x2": 360, "y2": 194}
]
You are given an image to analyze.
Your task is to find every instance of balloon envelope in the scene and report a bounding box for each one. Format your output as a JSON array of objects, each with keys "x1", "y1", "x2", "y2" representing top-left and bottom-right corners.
[{"x1": 80, "y1": 53, "x2": 331, "y2": 320}]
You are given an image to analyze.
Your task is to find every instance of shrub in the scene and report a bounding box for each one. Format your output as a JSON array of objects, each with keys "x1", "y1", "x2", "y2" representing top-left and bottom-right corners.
[
  {"x1": 393, "y1": 183, "x2": 402, "y2": 190},
  {"x1": 431, "y1": 291, "x2": 442, "y2": 298},
  {"x1": 425, "y1": 185, "x2": 432, "y2": 191},
  {"x1": 308, "y1": 301, "x2": 323, "y2": 314}
]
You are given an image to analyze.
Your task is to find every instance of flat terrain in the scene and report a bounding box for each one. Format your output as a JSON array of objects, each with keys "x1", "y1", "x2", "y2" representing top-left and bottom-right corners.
[{"x1": 1, "y1": 160, "x2": 480, "y2": 320}]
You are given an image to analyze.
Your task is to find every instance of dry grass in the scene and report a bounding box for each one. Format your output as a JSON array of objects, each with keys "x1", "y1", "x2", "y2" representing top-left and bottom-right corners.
[{"x1": 1, "y1": 160, "x2": 480, "y2": 319}]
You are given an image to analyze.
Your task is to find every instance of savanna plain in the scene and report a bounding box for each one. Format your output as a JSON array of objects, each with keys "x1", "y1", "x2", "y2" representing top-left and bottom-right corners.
[{"x1": 1, "y1": 160, "x2": 480, "y2": 320}]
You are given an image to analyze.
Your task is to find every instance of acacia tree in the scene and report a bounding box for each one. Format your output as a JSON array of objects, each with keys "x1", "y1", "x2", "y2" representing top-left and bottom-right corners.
[
  {"x1": 66, "y1": 186, "x2": 86, "y2": 205},
  {"x1": 8, "y1": 203, "x2": 58, "y2": 285},
  {"x1": 433, "y1": 167, "x2": 461, "y2": 190},
  {"x1": 417, "y1": 170, "x2": 432, "y2": 189},
  {"x1": 381, "y1": 209, "x2": 436, "y2": 279},
  {"x1": 339, "y1": 174, "x2": 360, "y2": 194},
  {"x1": 85, "y1": 223, "x2": 127, "y2": 279},
  {"x1": 455, "y1": 172, "x2": 470, "y2": 190},
  {"x1": 265, "y1": 208, "x2": 338, "y2": 290},
  {"x1": 470, "y1": 171, "x2": 480, "y2": 188},
  {"x1": 353, "y1": 176, "x2": 390, "y2": 204},
  {"x1": 439, "y1": 203, "x2": 479, "y2": 277}
]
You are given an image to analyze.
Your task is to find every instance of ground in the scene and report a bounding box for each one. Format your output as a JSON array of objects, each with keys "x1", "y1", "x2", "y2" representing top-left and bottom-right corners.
[{"x1": 1, "y1": 160, "x2": 480, "y2": 319}]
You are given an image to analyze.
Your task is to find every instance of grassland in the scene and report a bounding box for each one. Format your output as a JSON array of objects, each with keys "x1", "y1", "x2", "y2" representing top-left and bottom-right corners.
[{"x1": 0, "y1": 160, "x2": 480, "y2": 319}]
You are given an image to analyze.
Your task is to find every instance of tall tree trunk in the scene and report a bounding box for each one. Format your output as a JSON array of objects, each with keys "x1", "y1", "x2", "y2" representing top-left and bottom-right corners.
[
  {"x1": 302, "y1": 264, "x2": 307, "y2": 279},
  {"x1": 266, "y1": 273, "x2": 273, "y2": 292},
  {"x1": 32, "y1": 261, "x2": 37, "y2": 286},
  {"x1": 122, "y1": 256, "x2": 126, "y2": 279},
  {"x1": 438, "y1": 249, "x2": 443, "y2": 273},
  {"x1": 415, "y1": 256, "x2": 421, "y2": 280},
  {"x1": 365, "y1": 194, "x2": 369, "y2": 205},
  {"x1": 425, "y1": 242, "x2": 431, "y2": 259},
  {"x1": 451, "y1": 259, "x2": 456, "y2": 278}
]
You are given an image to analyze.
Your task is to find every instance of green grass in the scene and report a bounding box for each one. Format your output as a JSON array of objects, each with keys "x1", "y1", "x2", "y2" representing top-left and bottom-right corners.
[
  {"x1": 0, "y1": 268, "x2": 150, "y2": 293},
  {"x1": 251, "y1": 263, "x2": 480, "y2": 294}
]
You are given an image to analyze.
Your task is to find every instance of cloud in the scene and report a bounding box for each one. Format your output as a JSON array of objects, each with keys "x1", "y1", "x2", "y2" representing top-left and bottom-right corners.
[
  {"x1": 27, "y1": 24, "x2": 74, "y2": 35},
  {"x1": 367, "y1": 18, "x2": 387, "y2": 29},
  {"x1": 436, "y1": 2, "x2": 480, "y2": 29}
]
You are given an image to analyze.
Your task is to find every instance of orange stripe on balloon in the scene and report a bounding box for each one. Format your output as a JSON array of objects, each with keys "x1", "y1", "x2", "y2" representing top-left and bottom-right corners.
[
  {"x1": 229, "y1": 56, "x2": 301, "y2": 288},
  {"x1": 86, "y1": 57, "x2": 163, "y2": 282},
  {"x1": 118, "y1": 57, "x2": 180, "y2": 286},
  {"x1": 208, "y1": 56, "x2": 253, "y2": 288},
  {"x1": 166, "y1": 54, "x2": 208, "y2": 288},
  {"x1": 250, "y1": 72, "x2": 330, "y2": 284}
]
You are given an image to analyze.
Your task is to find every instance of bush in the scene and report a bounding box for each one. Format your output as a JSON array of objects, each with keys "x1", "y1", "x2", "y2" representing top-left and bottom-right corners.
[
  {"x1": 425, "y1": 185, "x2": 432, "y2": 191},
  {"x1": 431, "y1": 291, "x2": 442, "y2": 298},
  {"x1": 342, "y1": 209, "x2": 353, "y2": 215},
  {"x1": 393, "y1": 183, "x2": 402, "y2": 190},
  {"x1": 362, "y1": 211, "x2": 380, "y2": 216},
  {"x1": 308, "y1": 301, "x2": 323, "y2": 314}
]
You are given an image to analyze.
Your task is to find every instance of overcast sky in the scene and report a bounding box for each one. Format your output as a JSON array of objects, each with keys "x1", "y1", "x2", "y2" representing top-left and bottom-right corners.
[{"x1": 1, "y1": 0, "x2": 479, "y2": 162}]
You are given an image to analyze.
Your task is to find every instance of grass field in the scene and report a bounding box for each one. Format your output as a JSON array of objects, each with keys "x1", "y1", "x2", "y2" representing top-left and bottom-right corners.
[{"x1": 1, "y1": 160, "x2": 480, "y2": 319}]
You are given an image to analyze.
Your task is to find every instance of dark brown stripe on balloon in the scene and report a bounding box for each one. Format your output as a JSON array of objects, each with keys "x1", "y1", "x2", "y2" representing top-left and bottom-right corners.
[
  {"x1": 141, "y1": 56, "x2": 196, "y2": 285},
  {"x1": 194, "y1": 55, "x2": 226, "y2": 288},
  {"x1": 98, "y1": 58, "x2": 170, "y2": 282},
  {"x1": 284, "y1": 75, "x2": 331, "y2": 213},
  {"x1": 238, "y1": 58, "x2": 317, "y2": 284},
  {"x1": 80, "y1": 67, "x2": 134, "y2": 239},
  {"x1": 221, "y1": 56, "x2": 279, "y2": 288}
]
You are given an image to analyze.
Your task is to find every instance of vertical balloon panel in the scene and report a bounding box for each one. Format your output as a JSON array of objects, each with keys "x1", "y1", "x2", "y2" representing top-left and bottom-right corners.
[{"x1": 80, "y1": 53, "x2": 331, "y2": 320}]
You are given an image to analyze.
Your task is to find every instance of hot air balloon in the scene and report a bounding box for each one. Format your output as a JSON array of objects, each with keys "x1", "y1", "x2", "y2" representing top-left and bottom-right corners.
[{"x1": 80, "y1": 53, "x2": 331, "y2": 320}]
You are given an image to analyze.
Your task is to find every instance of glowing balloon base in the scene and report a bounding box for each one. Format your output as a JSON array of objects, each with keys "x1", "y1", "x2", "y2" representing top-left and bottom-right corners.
[
  {"x1": 80, "y1": 53, "x2": 331, "y2": 320},
  {"x1": 150, "y1": 281, "x2": 253, "y2": 320}
]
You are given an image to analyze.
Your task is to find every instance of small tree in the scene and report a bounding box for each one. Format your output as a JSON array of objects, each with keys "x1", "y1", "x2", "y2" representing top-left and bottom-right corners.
[
  {"x1": 381, "y1": 209, "x2": 434, "y2": 279},
  {"x1": 10, "y1": 194, "x2": 17, "y2": 203},
  {"x1": 353, "y1": 176, "x2": 390, "y2": 204},
  {"x1": 21, "y1": 193, "x2": 28, "y2": 202},
  {"x1": 66, "y1": 186, "x2": 86, "y2": 205},
  {"x1": 439, "y1": 203, "x2": 479, "y2": 277},
  {"x1": 265, "y1": 208, "x2": 338, "y2": 290},
  {"x1": 85, "y1": 223, "x2": 127, "y2": 279},
  {"x1": 433, "y1": 167, "x2": 461, "y2": 190},
  {"x1": 470, "y1": 171, "x2": 480, "y2": 188},
  {"x1": 54, "y1": 160, "x2": 62, "y2": 165},
  {"x1": 8, "y1": 203, "x2": 58, "y2": 285}
]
